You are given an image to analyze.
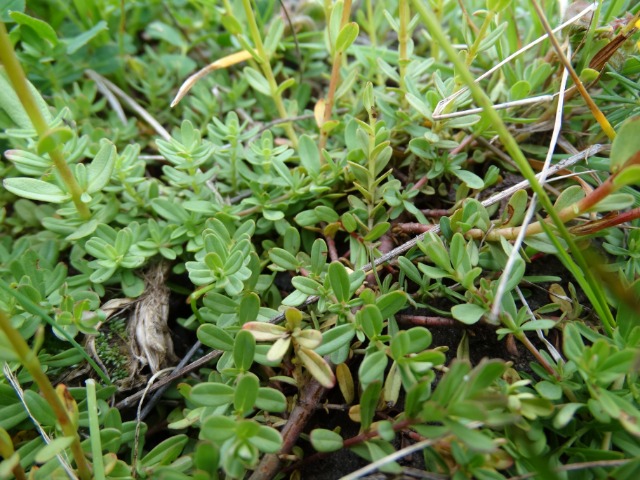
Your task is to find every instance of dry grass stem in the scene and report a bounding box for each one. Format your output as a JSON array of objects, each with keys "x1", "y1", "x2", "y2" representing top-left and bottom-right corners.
[
  {"x1": 433, "y1": 3, "x2": 596, "y2": 118},
  {"x1": 489, "y1": 43, "x2": 571, "y2": 321},
  {"x1": 170, "y1": 50, "x2": 253, "y2": 107},
  {"x1": 85, "y1": 69, "x2": 172, "y2": 141}
]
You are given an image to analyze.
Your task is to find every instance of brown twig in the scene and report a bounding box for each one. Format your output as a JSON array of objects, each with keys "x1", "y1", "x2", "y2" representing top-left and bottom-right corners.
[
  {"x1": 319, "y1": 0, "x2": 353, "y2": 150},
  {"x1": 398, "y1": 315, "x2": 460, "y2": 328},
  {"x1": 570, "y1": 207, "x2": 640, "y2": 235},
  {"x1": 249, "y1": 378, "x2": 328, "y2": 480},
  {"x1": 421, "y1": 209, "x2": 451, "y2": 218},
  {"x1": 325, "y1": 230, "x2": 340, "y2": 263},
  {"x1": 394, "y1": 223, "x2": 436, "y2": 234},
  {"x1": 116, "y1": 346, "x2": 221, "y2": 410},
  {"x1": 516, "y1": 333, "x2": 559, "y2": 379}
]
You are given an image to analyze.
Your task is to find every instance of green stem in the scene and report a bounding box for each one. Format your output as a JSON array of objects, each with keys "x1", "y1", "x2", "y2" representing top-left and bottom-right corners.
[
  {"x1": 119, "y1": 0, "x2": 126, "y2": 64},
  {"x1": 366, "y1": 0, "x2": 383, "y2": 86},
  {"x1": 398, "y1": 0, "x2": 409, "y2": 103},
  {"x1": 85, "y1": 380, "x2": 105, "y2": 479},
  {"x1": 431, "y1": 0, "x2": 443, "y2": 62},
  {"x1": 410, "y1": 0, "x2": 616, "y2": 334},
  {"x1": 319, "y1": 0, "x2": 353, "y2": 150},
  {"x1": 0, "y1": 22, "x2": 91, "y2": 220},
  {"x1": 230, "y1": 137, "x2": 238, "y2": 192},
  {"x1": 0, "y1": 435, "x2": 27, "y2": 480},
  {"x1": 0, "y1": 312, "x2": 92, "y2": 480},
  {"x1": 240, "y1": 0, "x2": 298, "y2": 148},
  {"x1": 468, "y1": 154, "x2": 640, "y2": 240},
  {"x1": 367, "y1": 109, "x2": 377, "y2": 230},
  {"x1": 529, "y1": 0, "x2": 615, "y2": 140},
  {"x1": 579, "y1": 0, "x2": 603, "y2": 72},
  {"x1": 465, "y1": 11, "x2": 494, "y2": 68}
]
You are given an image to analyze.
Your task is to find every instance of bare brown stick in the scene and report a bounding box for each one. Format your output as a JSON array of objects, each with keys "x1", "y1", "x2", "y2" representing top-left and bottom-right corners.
[
  {"x1": 395, "y1": 223, "x2": 435, "y2": 234},
  {"x1": 116, "y1": 346, "x2": 221, "y2": 410},
  {"x1": 325, "y1": 230, "x2": 340, "y2": 263},
  {"x1": 421, "y1": 209, "x2": 451, "y2": 218},
  {"x1": 517, "y1": 333, "x2": 559, "y2": 379},
  {"x1": 248, "y1": 378, "x2": 327, "y2": 480},
  {"x1": 398, "y1": 315, "x2": 460, "y2": 327}
]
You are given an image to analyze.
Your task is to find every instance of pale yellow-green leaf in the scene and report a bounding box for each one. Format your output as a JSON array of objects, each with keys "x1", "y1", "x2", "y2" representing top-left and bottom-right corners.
[
  {"x1": 297, "y1": 347, "x2": 335, "y2": 388},
  {"x1": 266, "y1": 336, "x2": 291, "y2": 363}
]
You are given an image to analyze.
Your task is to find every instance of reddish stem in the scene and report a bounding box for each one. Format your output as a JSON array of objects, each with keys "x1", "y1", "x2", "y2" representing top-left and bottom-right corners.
[
  {"x1": 571, "y1": 207, "x2": 640, "y2": 235},
  {"x1": 249, "y1": 379, "x2": 327, "y2": 480},
  {"x1": 395, "y1": 223, "x2": 435, "y2": 234},
  {"x1": 421, "y1": 208, "x2": 451, "y2": 218},
  {"x1": 325, "y1": 233, "x2": 340, "y2": 263},
  {"x1": 398, "y1": 315, "x2": 460, "y2": 327}
]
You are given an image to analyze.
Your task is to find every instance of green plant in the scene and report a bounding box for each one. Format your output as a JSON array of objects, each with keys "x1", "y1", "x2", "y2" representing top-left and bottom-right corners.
[{"x1": 1, "y1": 1, "x2": 640, "y2": 479}]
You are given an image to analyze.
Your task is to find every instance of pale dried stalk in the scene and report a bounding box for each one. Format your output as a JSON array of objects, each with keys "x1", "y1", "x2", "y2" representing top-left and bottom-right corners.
[
  {"x1": 341, "y1": 422, "x2": 483, "y2": 480},
  {"x1": 85, "y1": 69, "x2": 172, "y2": 141},
  {"x1": 170, "y1": 50, "x2": 253, "y2": 107},
  {"x1": 433, "y1": 3, "x2": 595, "y2": 120}
]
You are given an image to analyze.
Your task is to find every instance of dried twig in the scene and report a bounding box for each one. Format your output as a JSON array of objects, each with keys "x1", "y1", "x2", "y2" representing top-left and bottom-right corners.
[
  {"x1": 85, "y1": 69, "x2": 171, "y2": 141},
  {"x1": 248, "y1": 378, "x2": 327, "y2": 480},
  {"x1": 433, "y1": 3, "x2": 595, "y2": 120},
  {"x1": 170, "y1": 50, "x2": 252, "y2": 108}
]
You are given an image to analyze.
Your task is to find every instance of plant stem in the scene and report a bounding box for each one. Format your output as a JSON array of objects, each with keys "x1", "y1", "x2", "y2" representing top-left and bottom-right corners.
[
  {"x1": 119, "y1": 0, "x2": 126, "y2": 63},
  {"x1": 467, "y1": 152, "x2": 640, "y2": 241},
  {"x1": 467, "y1": 202, "x2": 580, "y2": 241},
  {"x1": 249, "y1": 378, "x2": 327, "y2": 480},
  {"x1": 85, "y1": 380, "x2": 105, "y2": 479},
  {"x1": 0, "y1": 313, "x2": 92, "y2": 480},
  {"x1": 0, "y1": 434, "x2": 27, "y2": 480},
  {"x1": 579, "y1": 0, "x2": 603, "y2": 72},
  {"x1": 398, "y1": 0, "x2": 410, "y2": 105},
  {"x1": 0, "y1": 22, "x2": 91, "y2": 220},
  {"x1": 241, "y1": 0, "x2": 298, "y2": 148},
  {"x1": 529, "y1": 0, "x2": 615, "y2": 140},
  {"x1": 366, "y1": 0, "x2": 383, "y2": 86},
  {"x1": 410, "y1": 0, "x2": 616, "y2": 335},
  {"x1": 466, "y1": 11, "x2": 495, "y2": 68},
  {"x1": 516, "y1": 332, "x2": 560, "y2": 379},
  {"x1": 319, "y1": 0, "x2": 353, "y2": 150},
  {"x1": 570, "y1": 207, "x2": 640, "y2": 235}
]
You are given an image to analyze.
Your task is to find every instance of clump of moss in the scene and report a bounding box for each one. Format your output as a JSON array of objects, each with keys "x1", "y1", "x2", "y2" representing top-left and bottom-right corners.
[{"x1": 94, "y1": 317, "x2": 130, "y2": 382}]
